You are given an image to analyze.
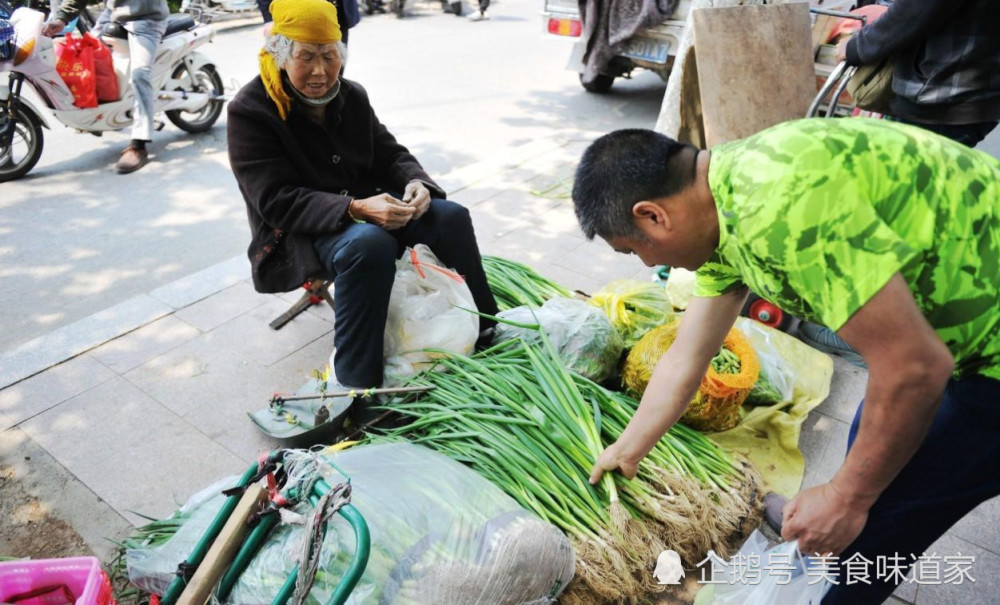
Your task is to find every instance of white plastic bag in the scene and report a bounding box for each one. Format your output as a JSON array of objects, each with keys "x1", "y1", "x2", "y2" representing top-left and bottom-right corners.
[
  {"x1": 383, "y1": 245, "x2": 478, "y2": 382},
  {"x1": 695, "y1": 530, "x2": 831, "y2": 605}
]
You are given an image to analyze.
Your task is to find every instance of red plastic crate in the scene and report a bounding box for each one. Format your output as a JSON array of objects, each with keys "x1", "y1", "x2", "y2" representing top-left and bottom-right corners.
[{"x1": 0, "y1": 557, "x2": 115, "y2": 605}]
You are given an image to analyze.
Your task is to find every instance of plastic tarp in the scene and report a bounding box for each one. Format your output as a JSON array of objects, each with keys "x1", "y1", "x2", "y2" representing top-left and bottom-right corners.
[{"x1": 127, "y1": 443, "x2": 575, "y2": 605}]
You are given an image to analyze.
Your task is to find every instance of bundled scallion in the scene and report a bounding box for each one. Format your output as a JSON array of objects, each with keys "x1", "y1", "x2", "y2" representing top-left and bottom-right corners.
[
  {"x1": 482, "y1": 256, "x2": 572, "y2": 310},
  {"x1": 373, "y1": 338, "x2": 762, "y2": 603}
]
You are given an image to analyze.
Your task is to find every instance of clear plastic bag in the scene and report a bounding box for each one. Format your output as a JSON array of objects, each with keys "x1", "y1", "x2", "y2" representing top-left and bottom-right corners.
[
  {"x1": 128, "y1": 444, "x2": 575, "y2": 605},
  {"x1": 126, "y1": 476, "x2": 240, "y2": 595},
  {"x1": 734, "y1": 318, "x2": 795, "y2": 406},
  {"x1": 495, "y1": 297, "x2": 624, "y2": 383},
  {"x1": 695, "y1": 530, "x2": 831, "y2": 605},
  {"x1": 383, "y1": 245, "x2": 479, "y2": 383}
]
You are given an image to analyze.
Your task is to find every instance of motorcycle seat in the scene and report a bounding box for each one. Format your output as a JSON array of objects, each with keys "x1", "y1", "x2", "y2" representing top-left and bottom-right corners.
[{"x1": 103, "y1": 14, "x2": 196, "y2": 40}]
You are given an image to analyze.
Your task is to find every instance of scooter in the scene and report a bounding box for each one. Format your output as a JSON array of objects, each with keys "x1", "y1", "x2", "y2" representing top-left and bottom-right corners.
[
  {"x1": 0, "y1": 7, "x2": 226, "y2": 181},
  {"x1": 179, "y1": 0, "x2": 258, "y2": 23}
]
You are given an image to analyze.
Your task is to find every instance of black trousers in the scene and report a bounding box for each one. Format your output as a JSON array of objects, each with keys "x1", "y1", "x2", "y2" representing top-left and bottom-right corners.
[
  {"x1": 894, "y1": 117, "x2": 998, "y2": 148},
  {"x1": 313, "y1": 199, "x2": 497, "y2": 388}
]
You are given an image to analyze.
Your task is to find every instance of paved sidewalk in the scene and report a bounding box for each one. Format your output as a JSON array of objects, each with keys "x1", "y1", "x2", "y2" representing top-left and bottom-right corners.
[{"x1": 2, "y1": 136, "x2": 998, "y2": 604}]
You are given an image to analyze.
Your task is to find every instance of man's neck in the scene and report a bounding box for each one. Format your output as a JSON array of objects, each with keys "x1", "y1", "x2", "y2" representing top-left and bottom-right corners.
[{"x1": 695, "y1": 150, "x2": 720, "y2": 249}]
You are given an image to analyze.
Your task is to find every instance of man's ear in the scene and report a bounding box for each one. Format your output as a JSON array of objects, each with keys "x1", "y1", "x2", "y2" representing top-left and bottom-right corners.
[{"x1": 632, "y1": 200, "x2": 671, "y2": 233}]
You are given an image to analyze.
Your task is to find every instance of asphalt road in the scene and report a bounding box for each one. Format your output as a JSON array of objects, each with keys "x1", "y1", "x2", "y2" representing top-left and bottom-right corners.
[{"x1": 1, "y1": 0, "x2": 668, "y2": 351}]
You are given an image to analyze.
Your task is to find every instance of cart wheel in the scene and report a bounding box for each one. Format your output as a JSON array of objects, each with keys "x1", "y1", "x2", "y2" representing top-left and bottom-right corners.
[{"x1": 742, "y1": 296, "x2": 792, "y2": 332}]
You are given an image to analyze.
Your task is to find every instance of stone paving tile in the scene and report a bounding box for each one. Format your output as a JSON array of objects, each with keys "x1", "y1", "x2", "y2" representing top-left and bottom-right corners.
[
  {"x1": 19, "y1": 377, "x2": 247, "y2": 523},
  {"x1": 148, "y1": 255, "x2": 250, "y2": 310},
  {"x1": 549, "y1": 237, "x2": 649, "y2": 287},
  {"x1": 0, "y1": 294, "x2": 173, "y2": 390},
  {"x1": 800, "y1": 411, "x2": 850, "y2": 490},
  {"x1": 915, "y1": 533, "x2": 1000, "y2": 605},
  {"x1": 814, "y1": 356, "x2": 867, "y2": 424},
  {"x1": 0, "y1": 355, "x2": 115, "y2": 431},
  {"x1": 205, "y1": 298, "x2": 332, "y2": 367},
  {"x1": 89, "y1": 315, "x2": 201, "y2": 375},
  {"x1": 949, "y1": 495, "x2": 1000, "y2": 556},
  {"x1": 123, "y1": 337, "x2": 294, "y2": 461},
  {"x1": 0, "y1": 427, "x2": 134, "y2": 560},
  {"x1": 173, "y1": 281, "x2": 268, "y2": 333}
]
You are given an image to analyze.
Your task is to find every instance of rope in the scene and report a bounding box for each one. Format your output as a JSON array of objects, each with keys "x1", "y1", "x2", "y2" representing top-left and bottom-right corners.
[{"x1": 290, "y1": 482, "x2": 352, "y2": 605}]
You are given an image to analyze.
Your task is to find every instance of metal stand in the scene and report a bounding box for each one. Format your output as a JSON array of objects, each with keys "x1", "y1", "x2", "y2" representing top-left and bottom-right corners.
[{"x1": 270, "y1": 280, "x2": 335, "y2": 330}]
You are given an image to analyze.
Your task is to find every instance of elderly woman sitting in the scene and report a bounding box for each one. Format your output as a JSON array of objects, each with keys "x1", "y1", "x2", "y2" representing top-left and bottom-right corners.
[{"x1": 228, "y1": 0, "x2": 497, "y2": 396}]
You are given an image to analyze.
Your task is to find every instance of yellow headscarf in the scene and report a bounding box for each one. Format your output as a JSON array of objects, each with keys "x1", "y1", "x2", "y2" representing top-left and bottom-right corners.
[{"x1": 259, "y1": 0, "x2": 342, "y2": 120}]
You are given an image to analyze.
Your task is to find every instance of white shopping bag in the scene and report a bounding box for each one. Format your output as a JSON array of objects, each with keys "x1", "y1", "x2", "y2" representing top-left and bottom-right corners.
[
  {"x1": 382, "y1": 244, "x2": 478, "y2": 383},
  {"x1": 695, "y1": 530, "x2": 832, "y2": 605}
]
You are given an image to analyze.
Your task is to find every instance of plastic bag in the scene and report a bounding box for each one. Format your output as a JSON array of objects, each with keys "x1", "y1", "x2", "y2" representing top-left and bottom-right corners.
[
  {"x1": 90, "y1": 34, "x2": 118, "y2": 102},
  {"x1": 694, "y1": 530, "x2": 831, "y2": 605},
  {"x1": 495, "y1": 297, "x2": 624, "y2": 383},
  {"x1": 55, "y1": 32, "x2": 98, "y2": 108},
  {"x1": 588, "y1": 279, "x2": 674, "y2": 348},
  {"x1": 664, "y1": 267, "x2": 697, "y2": 310},
  {"x1": 126, "y1": 475, "x2": 240, "y2": 595},
  {"x1": 735, "y1": 318, "x2": 795, "y2": 406},
  {"x1": 383, "y1": 245, "x2": 478, "y2": 382},
  {"x1": 128, "y1": 444, "x2": 575, "y2": 605}
]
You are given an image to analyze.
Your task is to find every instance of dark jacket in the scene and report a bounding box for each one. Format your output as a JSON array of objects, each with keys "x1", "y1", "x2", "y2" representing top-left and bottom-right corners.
[
  {"x1": 227, "y1": 77, "x2": 444, "y2": 293},
  {"x1": 845, "y1": 0, "x2": 1000, "y2": 124}
]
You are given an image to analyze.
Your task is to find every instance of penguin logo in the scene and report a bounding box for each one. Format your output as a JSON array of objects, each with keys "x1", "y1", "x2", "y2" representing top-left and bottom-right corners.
[{"x1": 653, "y1": 549, "x2": 684, "y2": 585}]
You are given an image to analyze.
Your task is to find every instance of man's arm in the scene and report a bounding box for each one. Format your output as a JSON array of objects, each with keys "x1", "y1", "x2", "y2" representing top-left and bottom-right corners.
[
  {"x1": 590, "y1": 286, "x2": 749, "y2": 483},
  {"x1": 781, "y1": 274, "x2": 954, "y2": 555},
  {"x1": 844, "y1": 0, "x2": 970, "y2": 65}
]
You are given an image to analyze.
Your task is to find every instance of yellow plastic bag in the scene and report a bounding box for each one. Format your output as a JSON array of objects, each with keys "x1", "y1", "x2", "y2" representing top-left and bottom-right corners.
[{"x1": 588, "y1": 279, "x2": 674, "y2": 348}]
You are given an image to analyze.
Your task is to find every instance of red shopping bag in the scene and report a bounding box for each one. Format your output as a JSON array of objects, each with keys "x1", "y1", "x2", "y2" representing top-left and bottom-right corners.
[
  {"x1": 55, "y1": 32, "x2": 97, "y2": 108},
  {"x1": 88, "y1": 33, "x2": 119, "y2": 102}
]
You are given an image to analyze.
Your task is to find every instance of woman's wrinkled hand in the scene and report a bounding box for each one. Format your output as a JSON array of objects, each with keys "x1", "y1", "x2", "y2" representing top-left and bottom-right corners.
[
  {"x1": 352, "y1": 194, "x2": 415, "y2": 230},
  {"x1": 402, "y1": 181, "x2": 431, "y2": 220}
]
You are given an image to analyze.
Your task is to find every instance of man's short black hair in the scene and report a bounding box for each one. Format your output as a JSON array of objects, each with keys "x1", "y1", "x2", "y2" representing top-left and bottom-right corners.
[{"x1": 572, "y1": 129, "x2": 699, "y2": 240}]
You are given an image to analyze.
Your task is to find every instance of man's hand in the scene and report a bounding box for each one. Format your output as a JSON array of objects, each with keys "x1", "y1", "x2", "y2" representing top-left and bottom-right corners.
[
  {"x1": 352, "y1": 194, "x2": 415, "y2": 230},
  {"x1": 781, "y1": 482, "x2": 869, "y2": 556},
  {"x1": 589, "y1": 439, "x2": 640, "y2": 485},
  {"x1": 835, "y1": 38, "x2": 850, "y2": 63},
  {"x1": 42, "y1": 19, "x2": 67, "y2": 37},
  {"x1": 402, "y1": 180, "x2": 431, "y2": 220}
]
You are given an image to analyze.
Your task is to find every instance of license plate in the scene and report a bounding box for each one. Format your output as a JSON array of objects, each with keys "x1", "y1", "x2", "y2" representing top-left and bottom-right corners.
[{"x1": 622, "y1": 38, "x2": 671, "y2": 64}]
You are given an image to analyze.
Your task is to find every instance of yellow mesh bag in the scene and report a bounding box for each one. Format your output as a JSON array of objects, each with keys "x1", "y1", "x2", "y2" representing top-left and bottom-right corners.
[{"x1": 622, "y1": 318, "x2": 761, "y2": 432}]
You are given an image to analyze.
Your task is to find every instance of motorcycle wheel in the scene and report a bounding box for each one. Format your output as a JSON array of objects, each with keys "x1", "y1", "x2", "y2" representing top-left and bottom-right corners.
[
  {"x1": 0, "y1": 101, "x2": 45, "y2": 183},
  {"x1": 166, "y1": 64, "x2": 225, "y2": 134},
  {"x1": 392, "y1": 0, "x2": 404, "y2": 18},
  {"x1": 450, "y1": 1, "x2": 462, "y2": 15}
]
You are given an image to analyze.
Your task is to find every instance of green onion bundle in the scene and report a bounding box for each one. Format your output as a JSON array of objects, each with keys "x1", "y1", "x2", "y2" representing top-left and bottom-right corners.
[
  {"x1": 375, "y1": 338, "x2": 761, "y2": 602},
  {"x1": 482, "y1": 256, "x2": 572, "y2": 311},
  {"x1": 710, "y1": 346, "x2": 742, "y2": 374}
]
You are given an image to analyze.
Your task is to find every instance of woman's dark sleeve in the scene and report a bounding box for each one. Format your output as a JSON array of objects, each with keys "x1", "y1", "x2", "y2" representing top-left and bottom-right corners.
[{"x1": 228, "y1": 98, "x2": 350, "y2": 235}]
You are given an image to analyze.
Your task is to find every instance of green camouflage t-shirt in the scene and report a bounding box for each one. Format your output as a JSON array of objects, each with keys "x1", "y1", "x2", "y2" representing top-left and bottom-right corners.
[{"x1": 696, "y1": 118, "x2": 1000, "y2": 380}]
